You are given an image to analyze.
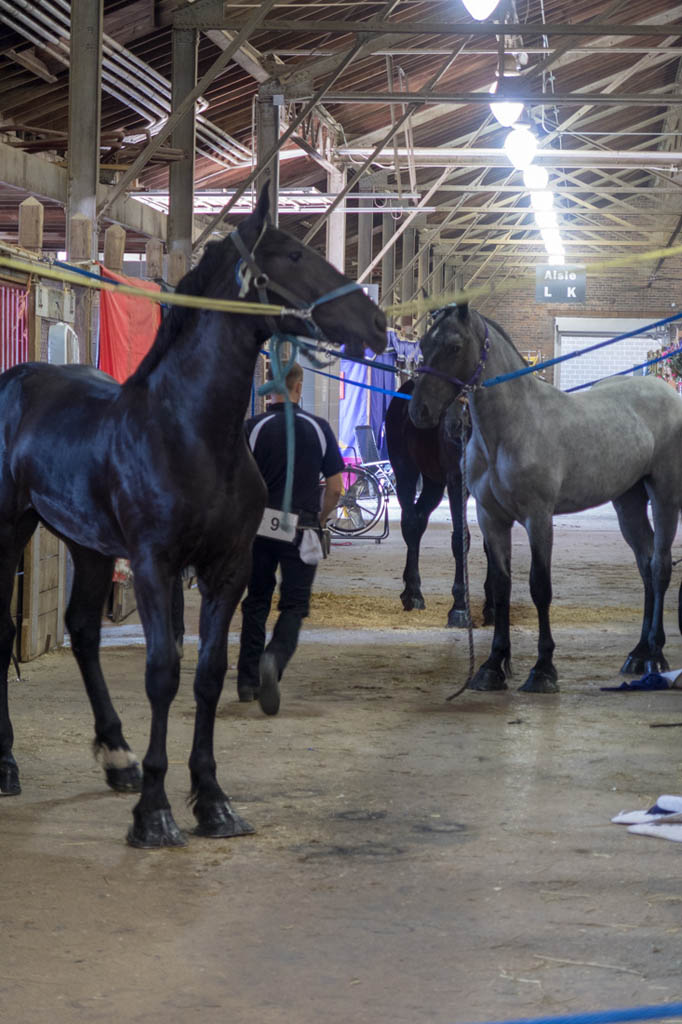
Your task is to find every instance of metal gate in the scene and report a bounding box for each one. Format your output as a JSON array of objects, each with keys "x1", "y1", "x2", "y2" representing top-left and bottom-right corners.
[{"x1": 0, "y1": 282, "x2": 29, "y2": 371}]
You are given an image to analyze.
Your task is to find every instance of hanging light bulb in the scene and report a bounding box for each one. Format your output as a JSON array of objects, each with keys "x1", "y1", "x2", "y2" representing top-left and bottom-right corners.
[
  {"x1": 489, "y1": 81, "x2": 523, "y2": 128},
  {"x1": 523, "y1": 165, "x2": 549, "y2": 190},
  {"x1": 504, "y1": 126, "x2": 538, "y2": 169},
  {"x1": 534, "y1": 209, "x2": 558, "y2": 230},
  {"x1": 530, "y1": 189, "x2": 554, "y2": 212},
  {"x1": 462, "y1": 0, "x2": 501, "y2": 19}
]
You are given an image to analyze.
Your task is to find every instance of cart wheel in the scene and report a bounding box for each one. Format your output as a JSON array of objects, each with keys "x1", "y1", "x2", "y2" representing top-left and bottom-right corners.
[{"x1": 328, "y1": 465, "x2": 386, "y2": 537}]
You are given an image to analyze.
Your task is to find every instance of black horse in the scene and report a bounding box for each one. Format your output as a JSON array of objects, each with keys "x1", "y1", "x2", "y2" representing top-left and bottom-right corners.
[
  {"x1": 0, "y1": 187, "x2": 387, "y2": 847},
  {"x1": 385, "y1": 379, "x2": 492, "y2": 628}
]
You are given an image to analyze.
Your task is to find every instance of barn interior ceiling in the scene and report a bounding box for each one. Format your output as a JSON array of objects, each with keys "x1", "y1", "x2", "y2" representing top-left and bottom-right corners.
[{"x1": 1, "y1": 0, "x2": 682, "y2": 304}]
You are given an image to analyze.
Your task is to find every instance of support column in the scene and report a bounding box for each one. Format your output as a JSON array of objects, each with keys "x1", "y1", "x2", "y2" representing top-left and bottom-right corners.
[
  {"x1": 417, "y1": 236, "x2": 431, "y2": 322},
  {"x1": 316, "y1": 160, "x2": 347, "y2": 428},
  {"x1": 257, "y1": 82, "x2": 282, "y2": 225},
  {"x1": 400, "y1": 226, "x2": 416, "y2": 331},
  {"x1": 169, "y1": 28, "x2": 197, "y2": 273},
  {"x1": 357, "y1": 179, "x2": 373, "y2": 281},
  {"x1": 381, "y1": 212, "x2": 396, "y2": 315},
  {"x1": 67, "y1": 0, "x2": 102, "y2": 259}
]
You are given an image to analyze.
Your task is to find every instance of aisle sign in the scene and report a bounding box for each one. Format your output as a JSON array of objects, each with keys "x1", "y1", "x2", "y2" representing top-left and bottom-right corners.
[{"x1": 535, "y1": 265, "x2": 586, "y2": 303}]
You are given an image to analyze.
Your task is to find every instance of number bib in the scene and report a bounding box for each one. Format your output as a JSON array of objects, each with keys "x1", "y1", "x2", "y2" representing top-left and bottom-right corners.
[{"x1": 256, "y1": 507, "x2": 299, "y2": 542}]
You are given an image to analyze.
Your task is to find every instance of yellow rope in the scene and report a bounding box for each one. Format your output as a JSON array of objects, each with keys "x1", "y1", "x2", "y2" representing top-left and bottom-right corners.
[
  {"x1": 385, "y1": 242, "x2": 682, "y2": 317},
  {"x1": 0, "y1": 253, "x2": 286, "y2": 317}
]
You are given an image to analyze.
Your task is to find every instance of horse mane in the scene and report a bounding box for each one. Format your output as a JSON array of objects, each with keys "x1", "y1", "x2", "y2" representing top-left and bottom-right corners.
[
  {"x1": 124, "y1": 238, "x2": 237, "y2": 386},
  {"x1": 475, "y1": 311, "x2": 528, "y2": 368}
]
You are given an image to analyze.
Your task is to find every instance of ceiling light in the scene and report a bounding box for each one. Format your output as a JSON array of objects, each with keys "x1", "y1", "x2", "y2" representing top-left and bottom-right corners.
[
  {"x1": 489, "y1": 82, "x2": 523, "y2": 128},
  {"x1": 541, "y1": 228, "x2": 563, "y2": 250},
  {"x1": 503, "y1": 126, "x2": 538, "y2": 169},
  {"x1": 523, "y1": 165, "x2": 548, "y2": 190},
  {"x1": 535, "y1": 209, "x2": 558, "y2": 229},
  {"x1": 546, "y1": 250, "x2": 565, "y2": 265},
  {"x1": 461, "y1": 0, "x2": 501, "y2": 19},
  {"x1": 530, "y1": 189, "x2": 554, "y2": 212}
]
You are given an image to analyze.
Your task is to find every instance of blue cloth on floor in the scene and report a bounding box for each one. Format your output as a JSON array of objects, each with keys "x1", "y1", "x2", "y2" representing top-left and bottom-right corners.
[{"x1": 601, "y1": 673, "x2": 670, "y2": 691}]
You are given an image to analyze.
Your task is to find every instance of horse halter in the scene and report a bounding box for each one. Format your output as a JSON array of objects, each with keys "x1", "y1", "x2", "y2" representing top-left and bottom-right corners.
[
  {"x1": 229, "y1": 226, "x2": 362, "y2": 343},
  {"x1": 417, "y1": 320, "x2": 490, "y2": 394}
]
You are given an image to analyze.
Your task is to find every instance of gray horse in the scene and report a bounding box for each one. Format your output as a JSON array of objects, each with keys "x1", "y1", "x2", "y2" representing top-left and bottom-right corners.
[{"x1": 410, "y1": 303, "x2": 682, "y2": 693}]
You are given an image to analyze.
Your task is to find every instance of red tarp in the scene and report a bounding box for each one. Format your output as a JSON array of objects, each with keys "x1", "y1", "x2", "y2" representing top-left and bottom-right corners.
[{"x1": 98, "y1": 266, "x2": 161, "y2": 383}]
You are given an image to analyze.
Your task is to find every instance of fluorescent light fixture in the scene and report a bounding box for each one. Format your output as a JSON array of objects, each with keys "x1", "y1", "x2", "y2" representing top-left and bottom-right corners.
[
  {"x1": 541, "y1": 228, "x2": 563, "y2": 250},
  {"x1": 546, "y1": 251, "x2": 565, "y2": 265},
  {"x1": 530, "y1": 189, "x2": 554, "y2": 212},
  {"x1": 523, "y1": 165, "x2": 549, "y2": 190},
  {"x1": 462, "y1": 0, "x2": 501, "y2": 19},
  {"x1": 534, "y1": 209, "x2": 558, "y2": 229},
  {"x1": 503, "y1": 126, "x2": 538, "y2": 169},
  {"x1": 489, "y1": 82, "x2": 523, "y2": 128}
]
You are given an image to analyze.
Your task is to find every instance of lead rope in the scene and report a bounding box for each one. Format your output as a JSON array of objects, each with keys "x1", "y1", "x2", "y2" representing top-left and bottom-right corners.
[
  {"x1": 446, "y1": 401, "x2": 475, "y2": 701},
  {"x1": 258, "y1": 334, "x2": 299, "y2": 525}
]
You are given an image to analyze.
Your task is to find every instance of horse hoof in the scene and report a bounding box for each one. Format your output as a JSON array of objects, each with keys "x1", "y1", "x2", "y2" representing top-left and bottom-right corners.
[
  {"x1": 468, "y1": 668, "x2": 507, "y2": 691},
  {"x1": 447, "y1": 609, "x2": 471, "y2": 629},
  {"x1": 644, "y1": 655, "x2": 670, "y2": 674},
  {"x1": 400, "y1": 594, "x2": 425, "y2": 611},
  {"x1": 193, "y1": 801, "x2": 255, "y2": 838},
  {"x1": 0, "y1": 756, "x2": 20, "y2": 796},
  {"x1": 621, "y1": 655, "x2": 646, "y2": 676},
  {"x1": 126, "y1": 809, "x2": 187, "y2": 849},
  {"x1": 106, "y1": 762, "x2": 143, "y2": 793},
  {"x1": 519, "y1": 668, "x2": 559, "y2": 693}
]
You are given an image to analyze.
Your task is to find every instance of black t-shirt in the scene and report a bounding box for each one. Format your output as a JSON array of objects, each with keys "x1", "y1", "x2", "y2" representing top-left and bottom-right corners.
[{"x1": 246, "y1": 403, "x2": 345, "y2": 524}]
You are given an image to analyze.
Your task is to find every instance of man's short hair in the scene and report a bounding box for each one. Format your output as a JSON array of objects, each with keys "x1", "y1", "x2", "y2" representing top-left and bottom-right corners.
[{"x1": 286, "y1": 362, "x2": 303, "y2": 390}]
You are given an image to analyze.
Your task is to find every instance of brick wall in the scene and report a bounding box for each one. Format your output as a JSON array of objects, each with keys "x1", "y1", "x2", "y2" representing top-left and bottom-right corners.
[{"x1": 475, "y1": 256, "x2": 682, "y2": 385}]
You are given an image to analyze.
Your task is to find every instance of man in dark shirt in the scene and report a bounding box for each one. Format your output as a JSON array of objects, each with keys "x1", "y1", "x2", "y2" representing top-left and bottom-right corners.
[{"x1": 237, "y1": 362, "x2": 344, "y2": 715}]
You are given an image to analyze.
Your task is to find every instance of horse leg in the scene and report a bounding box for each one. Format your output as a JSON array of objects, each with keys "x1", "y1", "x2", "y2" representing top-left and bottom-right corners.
[
  {"x1": 171, "y1": 572, "x2": 185, "y2": 658},
  {"x1": 468, "y1": 508, "x2": 513, "y2": 691},
  {"x1": 614, "y1": 484, "x2": 672, "y2": 674},
  {"x1": 190, "y1": 565, "x2": 254, "y2": 838},
  {"x1": 519, "y1": 515, "x2": 559, "y2": 693},
  {"x1": 646, "y1": 496, "x2": 678, "y2": 671},
  {"x1": 0, "y1": 510, "x2": 38, "y2": 795},
  {"x1": 126, "y1": 560, "x2": 185, "y2": 848},
  {"x1": 445, "y1": 473, "x2": 470, "y2": 628},
  {"x1": 65, "y1": 542, "x2": 142, "y2": 792},
  {"x1": 396, "y1": 465, "x2": 444, "y2": 612},
  {"x1": 481, "y1": 540, "x2": 495, "y2": 626}
]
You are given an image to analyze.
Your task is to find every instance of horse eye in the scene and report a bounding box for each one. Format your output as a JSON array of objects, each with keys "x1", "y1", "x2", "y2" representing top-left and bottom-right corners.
[{"x1": 289, "y1": 250, "x2": 303, "y2": 263}]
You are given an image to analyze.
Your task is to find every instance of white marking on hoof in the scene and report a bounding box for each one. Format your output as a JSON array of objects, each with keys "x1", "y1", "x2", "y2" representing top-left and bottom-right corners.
[{"x1": 100, "y1": 747, "x2": 139, "y2": 771}]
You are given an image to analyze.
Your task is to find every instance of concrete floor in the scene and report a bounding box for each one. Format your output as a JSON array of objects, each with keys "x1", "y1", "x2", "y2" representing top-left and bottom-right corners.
[{"x1": 2, "y1": 503, "x2": 682, "y2": 1024}]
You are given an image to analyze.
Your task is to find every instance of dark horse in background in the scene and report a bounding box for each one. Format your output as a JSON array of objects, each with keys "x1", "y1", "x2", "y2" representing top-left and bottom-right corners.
[
  {"x1": 0, "y1": 186, "x2": 386, "y2": 847},
  {"x1": 385, "y1": 379, "x2": 492, "y2": 628}
]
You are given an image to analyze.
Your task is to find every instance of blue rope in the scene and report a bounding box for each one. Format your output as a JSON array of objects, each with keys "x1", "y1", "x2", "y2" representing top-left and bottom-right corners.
[
  {"x1": 305, "y1": 363, "x2": 409, "y2": 400},
  {"x1": 566, "y1": 343, "x2": 682, "y2": 392},
  {"x1": 458, "y1": 1002, "x2": 682, "y2": 1024},
  {"x1": 483, "y1": 309, "x2": 682, "y2": 389},
  {"x1": 258, "y1": 333, "x2": 301, "y2": 520}
]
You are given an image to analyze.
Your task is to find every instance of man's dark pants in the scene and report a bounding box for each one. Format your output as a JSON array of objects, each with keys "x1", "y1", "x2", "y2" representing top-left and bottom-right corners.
[{"x1": 237, "y1": 535, "x2": 317, "y2": 695}]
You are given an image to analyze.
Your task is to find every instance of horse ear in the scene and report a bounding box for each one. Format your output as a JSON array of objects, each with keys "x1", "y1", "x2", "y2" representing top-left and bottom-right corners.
[
  {"x1": 238, "y1": 183, "x2": 271, "y2": 247},
  {"x1": 456, "y1": 303, "x2": 469, "y2": 321},
  {"x1": 255, "y1": 182, "x2": 271, "y2": 227}
]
